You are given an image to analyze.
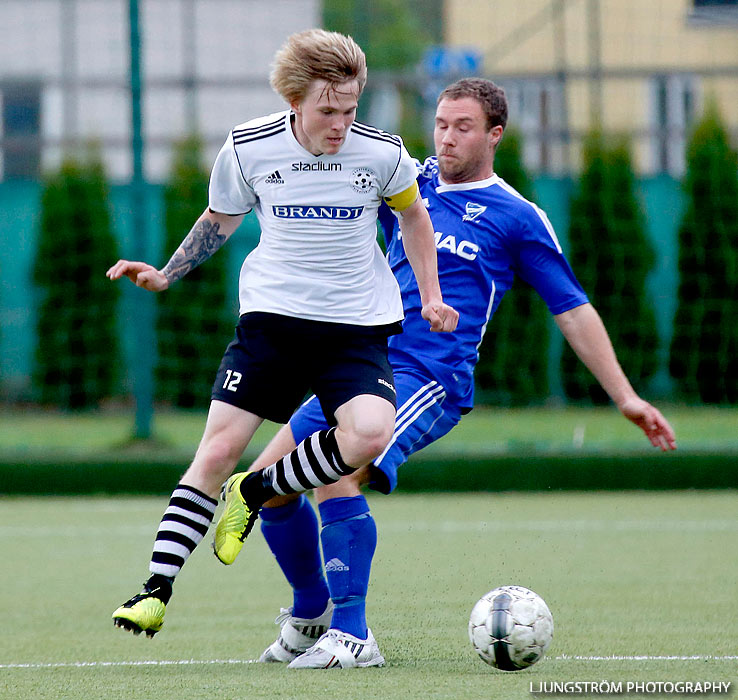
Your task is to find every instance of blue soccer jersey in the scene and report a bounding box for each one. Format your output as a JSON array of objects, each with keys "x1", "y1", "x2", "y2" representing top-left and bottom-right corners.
[
  {"x1": 290, "y1": 156, "x2": 589, "y2": 493},
  {"x1": 381, "y1": 156, "x2": 588, "y2": 411}
]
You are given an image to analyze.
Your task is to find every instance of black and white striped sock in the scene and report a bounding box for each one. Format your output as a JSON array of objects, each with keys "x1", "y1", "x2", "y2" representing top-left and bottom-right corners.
[
  {"x1": 263, "y1": 428, "x2": 355, "y2": 497},
  {"x1": 149, "y1": 485, "x2": 218, "y2": 579}
]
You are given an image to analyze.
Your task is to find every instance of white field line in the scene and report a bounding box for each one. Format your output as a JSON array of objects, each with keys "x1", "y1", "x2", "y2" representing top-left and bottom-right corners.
[
  {"x1": 1, "y1": 520, "x2": 737, "y2": 538},
  {"x1": 553, "y1": 654, "x2": 738, "y2": 661},
  {"x1": 382, "y1": 520, "x2": 738, "y2": 534},
  {"x1": 0, "y1": 525, "x2": 153, "y2": 537},
  {"x1": 0, "y1": 659, "x2": 258, "y2": 670},
  {"x1": 1, "y1": 655, "x2": 737, "y2": 670}
]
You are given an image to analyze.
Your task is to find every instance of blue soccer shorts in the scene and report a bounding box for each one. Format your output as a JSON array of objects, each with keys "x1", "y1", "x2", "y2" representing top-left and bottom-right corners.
[{"x1": 289, "y1": 365, "x2": 461, "y2": 494}]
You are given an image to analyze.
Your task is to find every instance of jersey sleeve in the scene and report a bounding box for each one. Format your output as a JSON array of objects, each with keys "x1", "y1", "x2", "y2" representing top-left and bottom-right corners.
[
  {"x1": 512, "y1": 207, "x2": 589, "y2": 315},
  {"x1": 377, "y1": 200, "x2": 399, "y2": 248},
  {"x1": 383, "y1": 181, "x2": 419, "y2": 212},
  {"x1": 208, "y1": 132, "x2": 257, "y2": 215},
  {"x1": 382, "y1": 140, "x2": 420, "y2": 202}
]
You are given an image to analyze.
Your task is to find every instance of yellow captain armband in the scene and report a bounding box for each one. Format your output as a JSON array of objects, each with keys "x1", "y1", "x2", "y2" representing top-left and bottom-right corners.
[{"x1": 384, "y1": 181, "x2": 419, "y2": 212}]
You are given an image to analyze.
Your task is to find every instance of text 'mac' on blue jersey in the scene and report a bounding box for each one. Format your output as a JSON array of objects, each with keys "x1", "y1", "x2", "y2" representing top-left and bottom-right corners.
[{"x1": 379, "y1": 156, "x2": 588, "y2": 411}]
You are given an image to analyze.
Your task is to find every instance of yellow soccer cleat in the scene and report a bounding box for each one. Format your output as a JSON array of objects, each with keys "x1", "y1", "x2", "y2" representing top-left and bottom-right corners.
[
  {"x1": 112, "y1": 576, "x2": 172, "y2": 638},
  {"x1": 213, "y1": 471, "x2": 259, "y2": 565}
]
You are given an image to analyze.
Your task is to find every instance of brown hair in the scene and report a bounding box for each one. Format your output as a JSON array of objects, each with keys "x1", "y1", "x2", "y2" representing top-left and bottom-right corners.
[
  {"x1": 438, "y1": 78, "x2": 508, "y2": 130},
  {"x1": 270, "y1": 29, "x2": 367, "y2": 105}
]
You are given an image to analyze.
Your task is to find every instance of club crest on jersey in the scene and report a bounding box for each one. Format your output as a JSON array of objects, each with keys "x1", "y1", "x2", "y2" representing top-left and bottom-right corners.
[
  {"x1": 462, "y1": 202, "x2": 487, "y2": 222},
  {"x1": 350, "y1": 168, "x2": 377, "y2": 193}
]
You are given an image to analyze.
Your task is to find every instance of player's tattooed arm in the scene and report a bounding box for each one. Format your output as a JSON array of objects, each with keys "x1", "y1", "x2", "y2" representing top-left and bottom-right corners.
[
  {"x1": 106, "y1": 209, "x2": 242, "y2": 291},
  {"x1": 161, "y1": 218, "x2": 227, "y2": 284}
]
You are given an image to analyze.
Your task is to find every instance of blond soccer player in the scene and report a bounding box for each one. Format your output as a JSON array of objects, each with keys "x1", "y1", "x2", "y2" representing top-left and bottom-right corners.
[{"x1": 107, "y1": 29, "x2": 457, "y2": 644}]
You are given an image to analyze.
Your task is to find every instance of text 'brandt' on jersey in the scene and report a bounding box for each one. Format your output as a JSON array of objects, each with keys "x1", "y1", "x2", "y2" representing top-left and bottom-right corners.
[{"x1": 272, "y1": 205, "x2": 364, "y2": 219}]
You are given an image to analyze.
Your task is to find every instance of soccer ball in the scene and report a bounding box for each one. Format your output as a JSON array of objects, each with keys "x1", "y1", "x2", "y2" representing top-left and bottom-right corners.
[{"x1": 468, "y1": 585, "x2": 554, "y2": 671}]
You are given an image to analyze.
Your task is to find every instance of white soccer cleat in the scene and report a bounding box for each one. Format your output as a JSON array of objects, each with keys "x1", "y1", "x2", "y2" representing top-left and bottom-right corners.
[
  {"x1": 287, "y1": 628, "x2": 385, "y2": 669},
  {"x1": 258, "y1": 601, "x2": 334, "y2": 663}
]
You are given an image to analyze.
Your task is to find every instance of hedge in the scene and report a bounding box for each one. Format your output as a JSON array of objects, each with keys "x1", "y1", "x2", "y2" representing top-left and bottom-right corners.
[{"x1": 1, "y1": 451, "x2": 734, "y2": 495}]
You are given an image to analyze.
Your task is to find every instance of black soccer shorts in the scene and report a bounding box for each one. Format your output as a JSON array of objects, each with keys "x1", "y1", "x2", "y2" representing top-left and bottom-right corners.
[{"x1": 211, "y1": 312, "x2": 400, "y2": 424}]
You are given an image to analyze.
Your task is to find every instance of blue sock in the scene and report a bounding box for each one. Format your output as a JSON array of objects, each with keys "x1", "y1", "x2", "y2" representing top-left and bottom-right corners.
[
  {"x1": 260, "y1": 495, "x2": 330, "y2": 619},
  {"x1": 319, "y1": 495, "x2": 377, "y2": 640}
]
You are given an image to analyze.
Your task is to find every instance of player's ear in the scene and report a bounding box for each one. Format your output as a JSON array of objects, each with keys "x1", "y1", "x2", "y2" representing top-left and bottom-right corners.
[{"x1": 489, "y1": 125, "x2": 504, "y2": 149}]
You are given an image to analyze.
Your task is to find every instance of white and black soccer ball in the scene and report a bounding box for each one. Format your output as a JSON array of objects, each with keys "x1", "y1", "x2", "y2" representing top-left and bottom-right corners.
[{"x1": 468, "y1": 585, "x2": 554, "y2": 671}]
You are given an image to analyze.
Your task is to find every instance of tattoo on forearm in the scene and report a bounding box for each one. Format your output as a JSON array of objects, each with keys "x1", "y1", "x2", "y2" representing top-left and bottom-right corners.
[{"x1": 161, "y1": 219, "x2": 226, "y2": 283}]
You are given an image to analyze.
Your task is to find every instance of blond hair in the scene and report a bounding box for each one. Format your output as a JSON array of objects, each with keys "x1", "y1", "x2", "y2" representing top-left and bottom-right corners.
[{"x1": 270, "y1": 29, "x2": 367, "y2": 105}]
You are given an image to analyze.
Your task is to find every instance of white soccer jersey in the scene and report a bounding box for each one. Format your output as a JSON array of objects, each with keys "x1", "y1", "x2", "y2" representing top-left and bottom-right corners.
[{"x1": 208, "y1": 109, "x2": 418, "y2": 325}]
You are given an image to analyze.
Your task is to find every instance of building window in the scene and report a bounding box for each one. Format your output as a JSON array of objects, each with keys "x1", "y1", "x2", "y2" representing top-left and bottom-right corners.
[
  {"x1": 689, "y1": 0, "x2": 738, "y2": 24},
  {"x1": 1, "y1": 82, "x2": 41, "y2": 180},
  {"x1": 649, "y1": 75, "x2": 698, "y2": 176},
  {"x1": 503, "y1": 79, "x2": 566, "y2": 174}
]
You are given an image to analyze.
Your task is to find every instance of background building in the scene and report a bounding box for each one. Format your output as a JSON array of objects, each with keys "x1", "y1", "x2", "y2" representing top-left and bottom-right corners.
[
  {"x1": 444, "y1": 0, "x2": 738, "y2": 176},
  {"x1": 0, "y1": 0, "x2": 319, "y2": 182},
  {"x1": 3, "y1": 0, "x2": 735, "y2": 182}
]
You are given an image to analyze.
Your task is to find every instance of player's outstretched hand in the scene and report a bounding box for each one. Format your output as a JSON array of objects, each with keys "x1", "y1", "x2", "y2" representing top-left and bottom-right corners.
[
  {"x1": 106, "y1": 260, "x2": 169, "y2": 292},
  {"x1": 422, "y1": 301, "x2": 459, "y2": 333},
  {"x1": 618, "y1": 397, "x2": 677, "y2": 451}
]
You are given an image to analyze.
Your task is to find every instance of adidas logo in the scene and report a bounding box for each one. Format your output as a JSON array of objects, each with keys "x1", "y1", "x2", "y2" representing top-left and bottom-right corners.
[
  {"x1": 265, "y1": 170, "x2": 284, "y2": 184},
  {"x1": 325, "y1": 557, "x2": 349, "y2": 572}
]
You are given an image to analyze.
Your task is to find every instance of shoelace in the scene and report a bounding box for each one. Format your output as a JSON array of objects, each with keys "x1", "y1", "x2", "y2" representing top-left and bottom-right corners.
[
  {"x1": 297, "y1": 630, "x2": 331, "y2": 656},
  {"x1": 274, "y1": 608, "x2": 293, "y2": 628},
  {"x1": 319, "y1": 630, "x2": 341, "y2": 646}
]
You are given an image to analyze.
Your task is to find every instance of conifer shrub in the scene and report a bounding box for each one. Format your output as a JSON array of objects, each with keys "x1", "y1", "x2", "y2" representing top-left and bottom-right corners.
[
  {"x1": 669, "y1": 103, "x2": 738, "y2": 403},
  {"x1": 156, "y1": 135, "x2": 232, "y2": 408},
  {"x1": 33, "y1": 154, "x2": 120, "y2": 409},
  {"x1": 561, "y1": 131, "x2": 658, "y2": 403}
]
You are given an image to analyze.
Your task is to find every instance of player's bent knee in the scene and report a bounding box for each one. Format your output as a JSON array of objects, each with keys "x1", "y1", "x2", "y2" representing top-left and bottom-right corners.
[
  {"x1": 361, "y1": 431, "x2": 393, "y2": 463},
  {"x1": 334, "y1": 394, "x2": 395, "y2": 466},
  {"x1": 194, "y1": 437, "x2": 244, "y2": 477},
  {"x1": 337, "y1": 422, "x2": 393, "y2": 467}
]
